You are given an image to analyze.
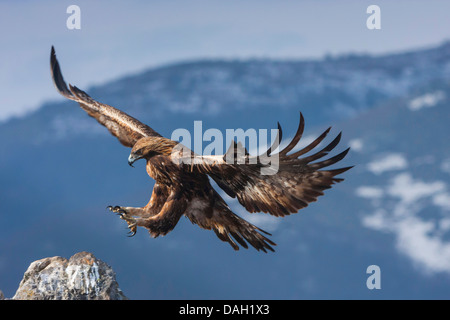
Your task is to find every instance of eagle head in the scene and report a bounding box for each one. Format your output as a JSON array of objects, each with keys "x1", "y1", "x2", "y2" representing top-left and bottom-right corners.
[{"x1": 128, "y1": 137, "x2": 178, "y2": 167}]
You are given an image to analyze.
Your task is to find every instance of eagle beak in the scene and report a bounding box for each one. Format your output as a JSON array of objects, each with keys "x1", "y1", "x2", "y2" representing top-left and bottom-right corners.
[{"x1": 128, "y1": 154, "x2": 141, "y2": 168}]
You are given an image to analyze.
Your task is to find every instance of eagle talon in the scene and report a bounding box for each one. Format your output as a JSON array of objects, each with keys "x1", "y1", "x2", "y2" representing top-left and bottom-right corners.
[
  {"x1": 107, "y1": 205, "x2": 126, "y2": 214},
  {"x1": 116, "y1": 212, "x2": 137, "y2": 236},
  {"x1": 126, "y1": 223, "x2": 137, "y2": 237},
  {"x1": 107, "y1": 205, "x2": 137, "y2": 235}
]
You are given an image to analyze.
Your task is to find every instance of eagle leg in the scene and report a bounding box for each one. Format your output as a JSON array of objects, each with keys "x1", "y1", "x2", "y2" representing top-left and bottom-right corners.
[{"x1": 107, "y1": 205, "x2": 138, "y2": 236}]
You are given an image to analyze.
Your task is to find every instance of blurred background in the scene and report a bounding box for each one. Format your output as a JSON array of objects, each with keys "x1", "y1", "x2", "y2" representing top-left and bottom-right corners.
[{"x1": 1, "y1": 0, "x2": 449, "y2": 299}]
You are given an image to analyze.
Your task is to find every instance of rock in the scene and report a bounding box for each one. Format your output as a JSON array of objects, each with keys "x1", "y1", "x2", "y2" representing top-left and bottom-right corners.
[{"x1": 12, "y1": 252, "x2": 128, "y2": 300}]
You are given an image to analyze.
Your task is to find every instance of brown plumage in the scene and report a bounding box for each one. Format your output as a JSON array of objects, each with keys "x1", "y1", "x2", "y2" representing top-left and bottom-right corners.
[{"x1": 50, "y1": 47, "x2": 352, "y2": 252}]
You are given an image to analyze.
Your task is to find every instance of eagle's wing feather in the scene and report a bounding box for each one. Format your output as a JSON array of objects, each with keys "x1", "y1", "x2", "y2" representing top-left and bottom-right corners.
[
  {"x1": 187, "y1": 113, "x2": 352, "y2": 217},
  {"x1": 50, "y1": 47, "x2": 161, "y2": 147}
]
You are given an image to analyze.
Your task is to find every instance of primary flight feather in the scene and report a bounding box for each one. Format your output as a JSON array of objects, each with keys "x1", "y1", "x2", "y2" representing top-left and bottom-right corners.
[{"x1": 50, "y1": 47, "x2": 352, "y2": 252}]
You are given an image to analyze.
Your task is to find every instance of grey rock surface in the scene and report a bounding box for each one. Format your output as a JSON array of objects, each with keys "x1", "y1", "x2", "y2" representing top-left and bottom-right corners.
[{"x1": 11, "y1": 252, "x2": 128, "y2": 300}]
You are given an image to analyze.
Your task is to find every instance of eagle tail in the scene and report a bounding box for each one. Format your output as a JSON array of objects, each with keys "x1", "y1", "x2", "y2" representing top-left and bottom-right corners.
[{"x1": 210, "y1": 209, "x2": 276, "y2": 252}]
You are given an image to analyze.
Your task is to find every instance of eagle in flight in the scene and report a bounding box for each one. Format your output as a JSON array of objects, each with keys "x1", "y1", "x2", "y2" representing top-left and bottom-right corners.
[{"x1": 50, "y1": 47, "x2": 352, "y2": 252}]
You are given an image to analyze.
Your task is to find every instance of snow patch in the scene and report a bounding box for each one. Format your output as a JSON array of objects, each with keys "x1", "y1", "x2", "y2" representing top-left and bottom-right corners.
[
  {"x1": 433, "y1": 193, "x2": 450, "y2": 211},
  {"x1": 355, "y1": 186, "x2": 384, "y2": 199},
  {"x1": 395, "y1": 217, "x2": 450, "y2": 274},
  {"x1": 360, "y1": 173, "x2": 450, "y2": 274},
  {"x1": 367, "y1": 153, "x2": 408, "y2": 175},
  {"x1": 348, "y1": 138, "x2": 363, "y2": 152},
  {"x1": 52, "y1": 115, "x2": 106, "y2": 138},
  {"x1": 387, "y1": 173, "x2": 445, "y2": 204},
  {"x1": 408, "y1": 91, "x2": 445, "y2": 111},
  {"x1": 441, "y1": 158, "x2": 450, "y2": 174}
]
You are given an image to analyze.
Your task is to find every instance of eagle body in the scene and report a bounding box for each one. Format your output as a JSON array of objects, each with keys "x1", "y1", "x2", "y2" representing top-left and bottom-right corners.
[{"x1": 50, "y1": 47, "x2": 352, "y2": 252}]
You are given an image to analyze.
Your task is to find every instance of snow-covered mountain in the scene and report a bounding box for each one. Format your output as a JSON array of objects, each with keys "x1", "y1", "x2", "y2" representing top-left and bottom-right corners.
[
  {"x1": 0, "y1": 42, "x2": 449, "y2": 299},
  {"x1": 345, "y1": 84, "x2": 450, "y2": 278}
]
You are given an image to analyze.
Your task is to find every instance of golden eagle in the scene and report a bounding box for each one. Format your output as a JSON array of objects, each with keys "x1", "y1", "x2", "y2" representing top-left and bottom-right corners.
[{"x1": 50, "y1": 47, "x2": 352, "y2": 252}]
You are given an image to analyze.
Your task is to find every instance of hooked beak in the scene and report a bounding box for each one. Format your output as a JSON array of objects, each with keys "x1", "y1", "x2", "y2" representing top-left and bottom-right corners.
[{"x1": 128, "y1": 153, "x2": 143, "y2": 168}]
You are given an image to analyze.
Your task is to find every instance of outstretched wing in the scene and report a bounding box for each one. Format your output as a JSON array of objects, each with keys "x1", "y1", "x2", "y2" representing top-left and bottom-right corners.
[
  {"x1": 185, "y1": 113, "x2": 352, "y2": 217},
  {"x1": 50, "y1": 46, "x2": 161, "y2": 147}
]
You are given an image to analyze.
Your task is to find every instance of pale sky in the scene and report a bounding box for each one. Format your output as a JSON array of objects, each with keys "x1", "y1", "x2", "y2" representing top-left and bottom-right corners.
[{"x1": 1, "y1": 0, "x2": 450, "y2": 122}]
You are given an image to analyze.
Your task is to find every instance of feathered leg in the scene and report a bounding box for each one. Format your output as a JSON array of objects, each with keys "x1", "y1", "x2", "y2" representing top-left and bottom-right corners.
[{"x1": 107, "y1": 183, "x2": 170, "y2": 236}]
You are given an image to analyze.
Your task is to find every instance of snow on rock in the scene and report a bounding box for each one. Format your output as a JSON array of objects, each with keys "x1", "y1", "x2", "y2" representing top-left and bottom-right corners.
[{"x1": 11, "y1": 252, "x2": 128, "y2": 300}]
